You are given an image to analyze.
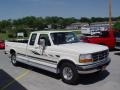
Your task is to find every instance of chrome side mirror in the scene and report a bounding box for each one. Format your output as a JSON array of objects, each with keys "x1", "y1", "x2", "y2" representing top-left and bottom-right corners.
[{"x1": 39, "y1": 39, "x2": 45, "y2": 54}]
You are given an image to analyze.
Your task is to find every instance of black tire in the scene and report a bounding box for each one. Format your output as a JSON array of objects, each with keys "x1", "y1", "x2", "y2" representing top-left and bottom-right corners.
[
  {"x1": 60, "y1": 62, "x2": 79, "y2": 85},
  {"x1": 11, "y1": 54, "x2": 18, "y2": 66},
  {"x1": 94, "y1": 70, "x2": 103, "y2": 75}
]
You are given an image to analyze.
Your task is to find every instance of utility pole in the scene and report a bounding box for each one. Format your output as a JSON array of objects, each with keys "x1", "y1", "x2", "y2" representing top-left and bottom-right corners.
[{"x1": 109, "y1": 0, "x2": 112, "y2": 30}]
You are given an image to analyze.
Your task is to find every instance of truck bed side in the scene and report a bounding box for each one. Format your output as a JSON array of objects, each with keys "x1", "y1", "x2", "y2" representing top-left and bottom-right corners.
[{"x1": 5, "y1": 41, "x2": 27, "y2": 55}]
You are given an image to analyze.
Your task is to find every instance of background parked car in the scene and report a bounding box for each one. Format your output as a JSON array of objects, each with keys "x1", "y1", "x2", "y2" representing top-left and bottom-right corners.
[
  {"x1": 0, "y1": 40, "x2": 5, "y2": 49},
  {"x1": 114, "y1": 31, "x2": 120, "y2": 49},
  {"x1": 80, "y1": 27, "x2": 115, "y2": 49}
]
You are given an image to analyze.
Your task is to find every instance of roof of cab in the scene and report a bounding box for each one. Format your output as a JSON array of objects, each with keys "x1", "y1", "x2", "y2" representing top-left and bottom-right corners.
[{"x1": 31, "y1": 30, "x2": 72, "y2": 34}]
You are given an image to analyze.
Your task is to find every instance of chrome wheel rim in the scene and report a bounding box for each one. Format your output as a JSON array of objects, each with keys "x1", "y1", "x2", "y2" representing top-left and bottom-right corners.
[
  {"x1": 11, "y1": 55, "x2": 16, "y2": 64},
  {"x1": 63, "y1": 67, "x2": 73, "y2": 80}
]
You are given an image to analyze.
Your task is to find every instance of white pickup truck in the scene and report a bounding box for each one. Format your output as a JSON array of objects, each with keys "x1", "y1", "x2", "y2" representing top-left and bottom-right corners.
[{"x1": 5, "y1": 31, "x2": 111, "y2": 84}]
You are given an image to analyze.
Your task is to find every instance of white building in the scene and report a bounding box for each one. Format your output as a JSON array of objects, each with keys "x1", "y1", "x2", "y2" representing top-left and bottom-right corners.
[{"x1": 66, "y1": 22, "x2": 89, "y2": 30}]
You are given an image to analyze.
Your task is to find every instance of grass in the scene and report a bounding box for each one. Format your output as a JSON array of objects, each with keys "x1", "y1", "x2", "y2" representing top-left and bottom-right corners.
[
  {"x1": 0, "y1": 33, "x2": 8, "y2": 40},
  {"x1": 0, "y1": 33, "x2": 29, "y2": 40},
  {"x1": 73, "y1": 30, "x2": 81, "y2": 35}
]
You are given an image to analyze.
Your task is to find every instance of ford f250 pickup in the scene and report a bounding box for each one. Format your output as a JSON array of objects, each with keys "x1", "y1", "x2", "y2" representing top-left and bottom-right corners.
[{"x1": 5, "y1": 31, "x2": 111, "y2": 84}]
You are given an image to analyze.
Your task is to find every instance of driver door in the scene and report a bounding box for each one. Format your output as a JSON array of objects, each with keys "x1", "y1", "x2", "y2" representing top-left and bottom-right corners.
[{"x1": 27, "y1": 33, "x2": 57, "y2": 66}]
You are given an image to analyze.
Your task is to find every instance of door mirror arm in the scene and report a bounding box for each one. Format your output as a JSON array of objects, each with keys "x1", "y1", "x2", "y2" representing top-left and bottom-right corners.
[{"x1": 39, "y1": 39, "x2": 45, "y2": 55}]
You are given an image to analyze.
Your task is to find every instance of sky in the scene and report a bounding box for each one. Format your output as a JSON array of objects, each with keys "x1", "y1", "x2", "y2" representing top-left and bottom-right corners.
[{"x1": 0, "y1": 0, "x2": 120, "y2": 20}]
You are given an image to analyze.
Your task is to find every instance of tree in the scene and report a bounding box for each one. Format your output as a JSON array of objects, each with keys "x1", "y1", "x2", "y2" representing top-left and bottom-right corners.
[
  {"x1": 80, "y1": 17, "x2": 91, "y2": 23},
  {"x1": 0, "y1": 20, "x2": 12, "y2": 33},
  {"x1": 1, "y1": 15, "x2": 120, "y2": 36},
  {"x1": 113, "y1": 22, "x2": 120, "y2": 31}
]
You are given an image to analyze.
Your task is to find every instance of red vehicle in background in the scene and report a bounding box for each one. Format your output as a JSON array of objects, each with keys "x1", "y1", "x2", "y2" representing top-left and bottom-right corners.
[
  {"x1": 0, "y1": 40, "x2": 5, "y2": 49},
  {"x1": 81, "y1": 27, "x2": 115, "y2": 49}
]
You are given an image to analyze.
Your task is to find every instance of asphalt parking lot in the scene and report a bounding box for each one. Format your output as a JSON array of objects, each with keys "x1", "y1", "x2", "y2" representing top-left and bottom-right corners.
[{"x1": 0, "y1": 50, "x2": 120, "y2": 90}]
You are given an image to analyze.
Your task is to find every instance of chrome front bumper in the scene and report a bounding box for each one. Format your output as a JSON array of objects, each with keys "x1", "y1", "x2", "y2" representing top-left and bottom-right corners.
[{"x1": 76, "y1": 58, "x2": 111, "y2": 74}]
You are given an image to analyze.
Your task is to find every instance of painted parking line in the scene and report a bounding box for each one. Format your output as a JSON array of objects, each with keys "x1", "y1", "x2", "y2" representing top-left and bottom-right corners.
[{"x1": 1, "y1": 69, "x2": 30, "y2": 90}]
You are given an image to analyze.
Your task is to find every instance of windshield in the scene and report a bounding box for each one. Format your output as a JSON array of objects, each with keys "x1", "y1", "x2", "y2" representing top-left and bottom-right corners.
[{"x1": 50, "y1": 32, "x2": 79, "y2": 45}]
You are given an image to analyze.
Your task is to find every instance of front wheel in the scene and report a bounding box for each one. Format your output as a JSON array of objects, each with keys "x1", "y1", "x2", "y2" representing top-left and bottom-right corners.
[
  {"x1": 60, "y1": 62, "x2": 79, "y2": 85},
  {"x1": 11, "y1": 54, "x2": 18, "y2": 66}
]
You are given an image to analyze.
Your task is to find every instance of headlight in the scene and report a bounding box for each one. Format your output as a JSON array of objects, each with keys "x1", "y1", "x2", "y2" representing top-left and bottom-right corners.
[{"x1": 79, "y1": 54, "x2": 93, "y2": 63}]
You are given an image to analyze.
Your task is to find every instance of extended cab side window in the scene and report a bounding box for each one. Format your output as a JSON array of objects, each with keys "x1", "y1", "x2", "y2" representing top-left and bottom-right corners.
[
  {"x1": 29, "y1": 33, "x2": 37, "y2": 45},
  {"x1": 38, "y1": 34, "x2": 51, "y2": 46}
]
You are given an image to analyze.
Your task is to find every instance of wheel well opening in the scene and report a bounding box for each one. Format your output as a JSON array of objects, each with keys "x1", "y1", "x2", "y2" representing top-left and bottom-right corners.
[
  {"x1": 57, "y1": 60, "x2": 75, "y2": 73},
  {"x1": 10, "y1": 49, "x2": 16, "y2": 55}
]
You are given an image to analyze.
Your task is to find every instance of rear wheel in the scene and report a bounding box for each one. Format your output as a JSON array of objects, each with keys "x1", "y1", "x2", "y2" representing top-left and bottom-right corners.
[
  {"x1": 11, "y1": 54, "x2": 18, "y2": 66},
  {"x1": 60, "y1": 62, "x2": 79, "y2": 85}
]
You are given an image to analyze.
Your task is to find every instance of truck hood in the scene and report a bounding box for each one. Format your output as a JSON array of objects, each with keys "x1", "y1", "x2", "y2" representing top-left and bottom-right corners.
[{"x1": 53, "y1": 42, "x2": 108, "y2": 54}]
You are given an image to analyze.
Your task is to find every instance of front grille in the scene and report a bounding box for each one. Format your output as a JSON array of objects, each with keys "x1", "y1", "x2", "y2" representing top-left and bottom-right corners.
[{"x1": 92, "y1": 50, "x2": 109, "y2": 62}]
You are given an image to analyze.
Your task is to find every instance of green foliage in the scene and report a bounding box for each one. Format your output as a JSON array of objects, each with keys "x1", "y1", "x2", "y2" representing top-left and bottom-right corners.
[
  {"x1": 80, "y1": 17, "x2": 91, "y2": 23},
  {"x1": 0, "y1": 16, "x2": 120, "y2": 40},
  {"x1": 73, "y1": 30, "x2": 81, "y2": 35},
  {"x1": 0, "y1": 33, "x2": 8, "y2": 40},
  {"x1": 0, "y1": 20, "x2": 11, "y2": 29},
  {"x1": 7, "y1": 26, "x2": 29, "y2": 38},
  {"x1": 113, "y1": 22, "x2": 120, "y2": 31},
  {"x1": 7, "y1": 29, "x2": 16, "y2": 38}
]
